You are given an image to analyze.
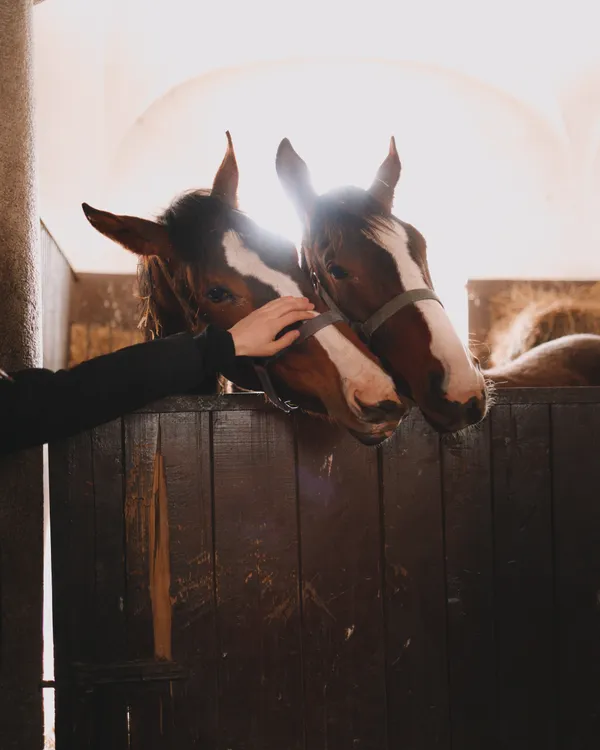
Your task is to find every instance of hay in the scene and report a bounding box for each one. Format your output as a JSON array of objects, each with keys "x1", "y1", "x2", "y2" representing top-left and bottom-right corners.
[{"x1": 488, "y1": 281, "x2": 600, "y2": 366}]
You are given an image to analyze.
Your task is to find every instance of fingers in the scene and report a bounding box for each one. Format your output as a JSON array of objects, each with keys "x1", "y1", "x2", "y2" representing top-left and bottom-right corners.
[
  {"x1": 261, "y1": 296, "x2": 314, "y2": 317},
  {"x1": 276, "y1": 310, "x2": 315, "y2": 330},
  {"x1": 266, "y1": 329, "x2": 301, "y2": 355}
]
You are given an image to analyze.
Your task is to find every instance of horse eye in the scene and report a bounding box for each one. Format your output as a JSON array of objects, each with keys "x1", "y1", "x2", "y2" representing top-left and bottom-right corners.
[
  {"x1": 327, "y1": 263, "x2": 349, "y2": 280},
  {"x1": 206, "y1": 286, "x2": 232, "y2": 303}
]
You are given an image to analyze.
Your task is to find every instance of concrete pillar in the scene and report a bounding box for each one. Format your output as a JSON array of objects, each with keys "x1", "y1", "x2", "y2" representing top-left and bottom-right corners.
[{"x1": 0, "y1": 1, "x2": 44, "y2": 748}]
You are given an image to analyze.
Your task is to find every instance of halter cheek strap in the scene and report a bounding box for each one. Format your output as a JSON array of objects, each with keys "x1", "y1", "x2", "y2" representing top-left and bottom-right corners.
[
  {"x1": 314, "y1": 275, "x2": 443, "y2": 342},
  {"x1": 154, "y1": 258, "x2": 349, "y2": 415},
  {"x1": 361, "y1": 288, "x2": 443, "y2": 339},
  {"x1": 254, "y1": 309, "x2": 344, "y2": 413}
]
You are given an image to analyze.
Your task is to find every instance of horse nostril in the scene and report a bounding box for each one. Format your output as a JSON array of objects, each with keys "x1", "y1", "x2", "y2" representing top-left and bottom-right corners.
[
  {"x1": 428, "y1": 370, "x2": 446, "y2": 399},
  {"x1": 375, "y1": 399, "x2": 403, "y2": 416},
  {"x1": 355, "y1": 397, "x2": 404, "y2": 423},
  {"x1": 465, "y1": 395, "x2": 486, "y2": 422}
]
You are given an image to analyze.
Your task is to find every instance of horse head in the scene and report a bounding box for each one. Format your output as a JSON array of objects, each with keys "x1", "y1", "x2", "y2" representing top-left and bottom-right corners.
[
  {"x1": 276, "y1": 136, "x2": 488, "y2": 434},
  {"x1": 82, "y1": 133, "x2": 407, "y2": 445}
]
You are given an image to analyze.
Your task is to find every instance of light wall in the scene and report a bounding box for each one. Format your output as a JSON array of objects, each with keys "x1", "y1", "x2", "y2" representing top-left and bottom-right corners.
[{"x1": 32, "y1": 0, "x2": 600, "y2": 339}]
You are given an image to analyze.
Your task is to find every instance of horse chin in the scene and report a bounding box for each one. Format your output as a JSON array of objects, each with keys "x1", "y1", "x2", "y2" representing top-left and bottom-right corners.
[
  {"x1": 419, "y1": 399, "x2": 487, "y2": 435},
  {"x1": 347, "y1": 424, "x2": 398, "y2": 447}
]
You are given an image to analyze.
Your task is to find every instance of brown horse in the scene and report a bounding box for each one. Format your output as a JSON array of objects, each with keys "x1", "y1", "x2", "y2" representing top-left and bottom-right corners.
[
  {"x1": 484, "y1": 334, "x2": 600, "y2": 387},
  {"x1": 81, "y1": 134, "x2": 406, "y2": 445},
  {"x1": 487, "y1": 284, "x2": 600, "y2": 367},
  {"x1": 275, "y1": 137, "x2": 488, "y2": 434}
]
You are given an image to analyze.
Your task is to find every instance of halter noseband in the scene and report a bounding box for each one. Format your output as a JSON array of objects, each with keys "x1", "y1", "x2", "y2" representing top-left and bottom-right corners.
[
  {"x1": 252, "y1": 309, "x2": 343, "y2": 413},
  {"x1": 310, "y1": 271, "x2": 443, "y2": 343}
]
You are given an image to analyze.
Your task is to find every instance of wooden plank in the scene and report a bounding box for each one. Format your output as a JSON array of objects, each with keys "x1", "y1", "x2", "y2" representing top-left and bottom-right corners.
[
  {"x1": 123, "y1": 413, "x2": 164, "y2": 749},
  {"x1": 69, "y1": 273, "x2": 140, "y2": 329},
  {"x1": 381, "y1": 411, "x2": 449, "y2": 749},
  {"x1": 491, "y1": 404, "x2": 555, "y2": 749},
  {"x1": 90, "y1": 419, "x2": 129, "y2": 749},
  {"x1": 441, "y1": 420, "x2": 495, "y2": 750},
  {"x1": 111, "y1": 327, "x2": 138, "y2": 354},
  {"x1": 69, "y1": 323, "x2": 89, "y2": 367},
  {"x1": 87, "y1": 324, "x2": 112, "y2": 360},
  {"x1": 133, "y1": 388, "x2": 600, "y2": 415},
  {"x1": 296, "y1": 412, "x2": 386, "y2": 750},
  {"x1": 466, "y1": 279, "x2": 497, "y2": 368},
  {"x1": 159, "y1": 412, "x2": 219, "y2": 748},
  {"x1": 552, "y1": 403, "x2": 600, "y2": 747},
  {"x1": 49, "y1": 432, "x2": 96, "y2": 750},
  {"x1": 212, "y1": 409, "x2": 303, "y2": 750}
]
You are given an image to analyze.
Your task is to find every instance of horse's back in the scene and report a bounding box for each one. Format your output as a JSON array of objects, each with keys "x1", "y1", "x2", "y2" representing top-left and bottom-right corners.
[{"x1": 485, "y1": 334, "x2": 600, "y2": 387}]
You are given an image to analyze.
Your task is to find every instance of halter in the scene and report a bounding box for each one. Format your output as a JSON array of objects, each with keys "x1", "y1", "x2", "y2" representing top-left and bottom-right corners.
[
  {"x1": 153, "y1": 258, "x2": 344, "y2": 414},
  {"x1": 310, "y1": 271, "x2": 443, "y2": 343},
  {"x1": 252, "y1": 309, "x2": 343, "y2": 413}
]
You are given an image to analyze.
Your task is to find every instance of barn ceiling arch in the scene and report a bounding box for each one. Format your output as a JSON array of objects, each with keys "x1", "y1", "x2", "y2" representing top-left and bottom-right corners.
[{"x1": 33, "y1": 0, "x2": 600, "y2": 300}]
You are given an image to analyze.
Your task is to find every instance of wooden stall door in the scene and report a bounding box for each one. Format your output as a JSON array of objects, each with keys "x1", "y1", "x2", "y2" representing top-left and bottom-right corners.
[{"x1": 49, "y1": 391, "x2": 600, "y2": 750}]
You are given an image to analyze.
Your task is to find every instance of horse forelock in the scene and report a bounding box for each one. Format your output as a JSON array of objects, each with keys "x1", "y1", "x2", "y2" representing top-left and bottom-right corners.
[{"x1": 137, "y1": 256, "x2": 191, "y2": 340}]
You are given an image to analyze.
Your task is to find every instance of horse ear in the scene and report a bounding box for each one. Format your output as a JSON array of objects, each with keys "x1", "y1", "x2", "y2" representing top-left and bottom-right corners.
[
  {"x1": 82, "y1": 203, "x2": 173, "y2": 258},
  {"x1": 369, "y1": 136, "x2": 401, "y2": 214},
  {"x1": 211, "y1": 131, "x2": 239, "y2": 209},
  {"x1": 276, "y1": 138, "x2": 317, "y2": 221}
]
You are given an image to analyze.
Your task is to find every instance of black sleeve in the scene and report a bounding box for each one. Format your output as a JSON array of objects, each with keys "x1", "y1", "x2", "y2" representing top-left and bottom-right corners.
[{"x1": 0, "y1": 326, "x2": 235, "y2": 456}]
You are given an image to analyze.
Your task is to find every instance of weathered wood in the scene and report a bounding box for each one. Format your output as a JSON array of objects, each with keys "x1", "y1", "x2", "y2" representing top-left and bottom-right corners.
[
  {"x1": 48, "y1": 392, "x2": 600, "y2": 749},
  {"x1": 49, "y1": 432, "x2": 96, "y2": 750},
  {"x1": 123, "y1": 413, "x2": 164, "y2": 749},
  {"x1": 491, "y1": 404, "x2": 555, "y2": 748},
  {"x1": 90, "y1": 419, "x2": 129, "y2": 749},
  {"x1": 68, "y1": 322, "x2": 89, "y2": 367},
  {"x1": 442, "y1": 421, "x2": 495, "y2": 750},
  {"x1": 212, "y1": 409, "x2": 303, "y2": 750},
  {"x1": 133, "y1": 388, "x2": 600, "y2": 415},
  {"x1": 86, "y1": 324, "x2": 112, "y2": 360},
  {"x1": 552, "y1": 403, "x2": 600, "y2": 747},
  {"x1": 382, "y1": 412, "x2": 449, "y2": 749},
  {"x1": 160, "y1": 412, "x2": 218, "y2": 748},
  {"x1": 296, "y1": 413, "x2": 386, "y2": 750},
  {"x1": 72, "y1": 660, "x2": 188, "y2": 686}
]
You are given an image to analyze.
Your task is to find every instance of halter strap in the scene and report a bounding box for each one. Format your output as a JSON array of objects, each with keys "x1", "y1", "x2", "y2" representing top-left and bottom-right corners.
[
  {"x1": 313, "y1": 274, "x2": 443, "y2": 341},
  {"x1": 291, "y1": 309, "x2": 344, "y2": 346},
  {"x1": 361, "y1": 288, "x2": 442, "y2": 339},
  {"x1": 153, "y1": 259, "x2": 347, "y2": 414},
  {"x1": 254, "y1": 309, "x2": 345, "y2": 413}
]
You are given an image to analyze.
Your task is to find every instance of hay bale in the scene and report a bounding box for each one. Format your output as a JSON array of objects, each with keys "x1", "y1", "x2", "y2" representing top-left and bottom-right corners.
[{"x1": 488, "y1": 281, "x2": 600, "y2": 366}]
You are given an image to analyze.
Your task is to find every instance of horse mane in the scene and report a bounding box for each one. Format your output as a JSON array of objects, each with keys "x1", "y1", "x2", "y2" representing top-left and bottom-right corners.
[
  {"x1": 312, "y1": 186, "x2": 429, "y2": 276},
  {"x1": 488, "y1": 282, "x2": 600, "y2": 366},
  {"x1": 313, "y1": 187, "x2": 393, "y2": 247},
  {"x1": 137, "y1": 257, "x2": 168, "y2": 341},
  {"x1": 135, "y1": 188, "x2": 300, "y2": 396}
]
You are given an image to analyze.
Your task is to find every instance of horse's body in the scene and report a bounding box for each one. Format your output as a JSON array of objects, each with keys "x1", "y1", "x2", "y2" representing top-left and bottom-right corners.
[
  {"x1": 276, "y1": 137, "x2": 488, "y2": 434},
  {"x1": 485, "y1": 334, "x2": 600, "y2": 387},
  {"x1": 82, "y1": 134, "x2": 406, "y2": 445},
  {"x1": 489, "y1": 289, "x2": 600, "y2": 367}
]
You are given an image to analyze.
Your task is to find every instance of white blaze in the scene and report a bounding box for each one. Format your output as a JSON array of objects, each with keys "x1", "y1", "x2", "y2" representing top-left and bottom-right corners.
[
  {"x1": 222, "y1": 230, "x2": 398, "y2": 410},
  {"x1": 370, "y1": 222, "x2": 484, "y2": 404}
]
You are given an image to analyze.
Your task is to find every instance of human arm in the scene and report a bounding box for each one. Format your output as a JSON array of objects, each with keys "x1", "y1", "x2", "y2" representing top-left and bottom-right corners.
[{"x1": 0, "y1": 296, "x2": 314, "y2": 455}]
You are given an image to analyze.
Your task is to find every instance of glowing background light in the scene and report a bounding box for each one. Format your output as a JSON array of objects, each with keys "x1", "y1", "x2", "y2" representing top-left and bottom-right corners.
[
  {"x1": 101, "y1": 60, "x2": 569, "y2": 342},
  {"x1": 34, "y1": 0, "x2": 600, "y2": 346}
]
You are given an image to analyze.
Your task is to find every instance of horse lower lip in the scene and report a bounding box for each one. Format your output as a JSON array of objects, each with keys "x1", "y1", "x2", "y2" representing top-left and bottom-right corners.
[
  {"x1": 354, "y1": 399, "x2": 407, "y2": 424},
  {"x1": 348, "y1": 429, "x2": 392, "y2": 447}
]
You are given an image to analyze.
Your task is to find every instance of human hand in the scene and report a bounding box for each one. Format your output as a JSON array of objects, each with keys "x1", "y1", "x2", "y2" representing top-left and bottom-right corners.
[{"x1": 229, "y1": 297, "x2": 315, "y2": 357}]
